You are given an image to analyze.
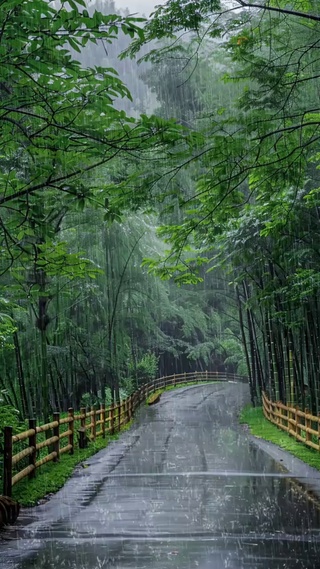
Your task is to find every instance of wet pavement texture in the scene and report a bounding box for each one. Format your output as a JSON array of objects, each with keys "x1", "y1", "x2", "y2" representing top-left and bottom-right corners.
[{"x1": 2, "y1": 382, "x2": 320, "y2": 568}]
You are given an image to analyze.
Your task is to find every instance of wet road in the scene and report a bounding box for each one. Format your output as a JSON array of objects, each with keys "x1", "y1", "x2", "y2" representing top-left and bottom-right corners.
[{"x1": 2, "y1": 382, "x2": 320, "y2": 568}]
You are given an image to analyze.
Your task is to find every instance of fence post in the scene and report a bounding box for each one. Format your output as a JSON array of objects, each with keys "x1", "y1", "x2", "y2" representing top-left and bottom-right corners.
[
  {"x1": 109, "y1": 404, "x2": 115, "y2": 435},
  {"x1": 266, "y1": 395, "x2": 270, "y2": 420},
  {"x1": 3, "y1": 426, "x2": 13, "y2": 497},
  {"x1": 28, "y1": 418, "x2": 37, "y2": 478},
  {"x1": 127, "y1": 397, "x2": 131, "y2": 422},
  {"x1": 91, "y1": 406, "x2": 96, "y2": 441},
  {"x1": 80, "y1": 407, "x2": 86, "y2": 431},
  {"x1": 173, "y1": 374, "x2": 176, "y2": 386},
  {"x1": 68, "y1": 408, "x2": 74, "y2": 455},
  {"x1": 262, "y1": 393, "x2": 266, "y2": 418},
  {"x1": 78, "y1": 407, "x2": 86, "y2": 449},
  {"x1": 270, "y1": 401, "x2": 274, "y2": 423},
  {"x1": 305, "y1": 410, "x2": 311, "y2": 446},
  {"x1": 116, "y1": 401, "x2": 120, "y2": 431},
  {"x1": 206, "y1": 370, "x2": 208, "y2": 382},
  {"x1": 53, "y1": 412, "x2": 60, "y2": 462},
  {"x1": 288, "y1": 407, "x2": 292, "y2": 434},
  {"x1": 101, "y1": 404, "x2": 106, "y2": 439},
  {"x1": 296, "y1": 407, "x2": 301, "y2": 438}
]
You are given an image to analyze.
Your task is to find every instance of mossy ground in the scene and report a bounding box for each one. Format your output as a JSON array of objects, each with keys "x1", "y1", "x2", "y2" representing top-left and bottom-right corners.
[
  {"x1": 240, "y1": 405, "x2": 320, "y2": 470},
  {"x1": 147, "y1": 392, "x2": 161, "y2": 405}
]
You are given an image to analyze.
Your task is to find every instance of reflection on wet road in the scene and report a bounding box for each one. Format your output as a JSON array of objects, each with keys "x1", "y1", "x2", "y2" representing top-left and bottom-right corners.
[{"x1": 2, "y1": 383, "x2": 320, "y2": 568}]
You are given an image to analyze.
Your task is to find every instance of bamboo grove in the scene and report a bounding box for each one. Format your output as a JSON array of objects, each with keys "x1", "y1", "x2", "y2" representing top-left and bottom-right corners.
[
  {"x1": 1, "y1": 0, "x2": 320, "y2": 433},
  {"x1": 0, "y1": 0, "x2": 246, "y2": 436},
  {"x1": 124, "y1": 0, "x2": 320, "y2": 412}
]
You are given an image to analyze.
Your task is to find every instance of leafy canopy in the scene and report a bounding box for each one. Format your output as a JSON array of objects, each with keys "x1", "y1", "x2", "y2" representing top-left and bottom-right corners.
[{"x1": 120, "y1": 0, "x2": 320, "y2": 284}]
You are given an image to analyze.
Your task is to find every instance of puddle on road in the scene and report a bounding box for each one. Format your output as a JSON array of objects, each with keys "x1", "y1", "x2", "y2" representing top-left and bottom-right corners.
[
  {"x1": 6, "y1": 472, "x2": 320, "y2": 569},
  {"x1": 9, "y1": 534, "x2": 320, "y2": 569}
]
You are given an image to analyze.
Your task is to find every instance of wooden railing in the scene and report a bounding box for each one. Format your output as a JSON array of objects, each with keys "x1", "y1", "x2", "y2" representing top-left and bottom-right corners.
[
  {"x1": 262, "y1": 391, "x2": 320, "y2": 451},
  {"x1": 2, "y1": 371, "x2": 246, "y2": 496}
]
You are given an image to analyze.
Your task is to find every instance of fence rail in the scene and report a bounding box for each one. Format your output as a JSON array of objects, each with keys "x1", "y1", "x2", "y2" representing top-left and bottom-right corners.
[
  {"x1": 262, "y1": 391, "x2": 320, "y2": 451},
  {"x1": 2, "y1": 371, "x2": 246, "y2": 496}
]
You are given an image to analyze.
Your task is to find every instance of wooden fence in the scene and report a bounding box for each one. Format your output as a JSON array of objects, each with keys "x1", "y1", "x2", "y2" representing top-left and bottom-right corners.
[
  {"x1": 262, "y1": 391, "x2": 320, "y2": 451},
  {"x1": 2, "y1": 371, "x2": 246, "y2": 496}
]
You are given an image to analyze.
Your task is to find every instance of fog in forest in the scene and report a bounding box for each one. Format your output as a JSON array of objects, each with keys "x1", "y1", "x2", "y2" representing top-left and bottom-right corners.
[{"x1": 115, "y1": 0, "x2": 162, "y2": 15}]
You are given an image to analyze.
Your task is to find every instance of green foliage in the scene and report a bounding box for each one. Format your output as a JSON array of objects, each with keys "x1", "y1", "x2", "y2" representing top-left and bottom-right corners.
[
  {"x1": 0, "y1": 397, "x2": 26, "y2": 459},
  {"x1": 79, "y1": 392, "x2": 102, "y2": 409},
  {"x1": 187, "y1": 341, "x2": 215, "y2": 365},
  {"x1": 123, "y1": 0, "x2": 320, "y2": 268},
  {"x1": 0, "y1": 0, "x2": 147, "y2": 213},
  {"x1": 133, "y1": 352, "x2": 159, "y2": 384},
  {"x1": 0, "y1": 304, "x2": 17, "y2": 348},
  {"x1": 0, "y1": 404, "x2": 20, "y2": 440}
]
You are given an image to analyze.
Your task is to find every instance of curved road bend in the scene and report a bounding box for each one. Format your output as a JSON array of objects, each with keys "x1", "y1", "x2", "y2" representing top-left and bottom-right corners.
[{"x1": 2, "y1": 383, "x2": 320, "y2": 568}]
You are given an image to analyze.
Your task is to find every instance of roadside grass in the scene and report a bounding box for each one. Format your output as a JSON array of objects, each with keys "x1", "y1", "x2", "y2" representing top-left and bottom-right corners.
[
  {"x1": 240, "y1": 405, "x2": 320, "y2": 470},
  {"x1": 146, "y1": 380, "x2": 220, "y2": 405}
]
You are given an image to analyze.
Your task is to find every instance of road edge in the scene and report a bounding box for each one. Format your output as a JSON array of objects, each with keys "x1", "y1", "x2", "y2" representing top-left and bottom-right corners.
[{"x1": 247, "y1": 432, "x2": 320, "y2": 499}]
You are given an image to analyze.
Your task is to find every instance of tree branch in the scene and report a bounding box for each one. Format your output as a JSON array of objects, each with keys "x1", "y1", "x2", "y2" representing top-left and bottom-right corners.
[{"x1": 235, "y1": 0, "x2": 320, "y2": 22}]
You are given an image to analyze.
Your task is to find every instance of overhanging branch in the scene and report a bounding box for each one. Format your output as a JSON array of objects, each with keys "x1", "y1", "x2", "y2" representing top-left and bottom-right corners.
[{"x1": 235, "y1": 0, "x2": 320, "y2": 22}]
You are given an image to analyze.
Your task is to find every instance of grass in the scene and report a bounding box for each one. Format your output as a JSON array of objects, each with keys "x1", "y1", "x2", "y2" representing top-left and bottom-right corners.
[
  {"x1": 240, "y1": 405, "x2": 320, "y2": 470},
  {"x1": 146, "y1": 380, "x2": 220, "y2": 405}
]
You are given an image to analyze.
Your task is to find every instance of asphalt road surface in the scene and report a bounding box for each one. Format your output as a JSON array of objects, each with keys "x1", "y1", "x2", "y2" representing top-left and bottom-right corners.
[{"x1": 2, "y1": 382, "x2": 320, "y2": 569}]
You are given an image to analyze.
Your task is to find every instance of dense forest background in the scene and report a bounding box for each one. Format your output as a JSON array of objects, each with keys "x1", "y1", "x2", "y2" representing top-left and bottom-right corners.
[
  {"x1": 1, "y1": 0, "x2": 320, "y2": 433},
  {"x1": 0, "y1": 0, "x2": 245, "y2": 432}
]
